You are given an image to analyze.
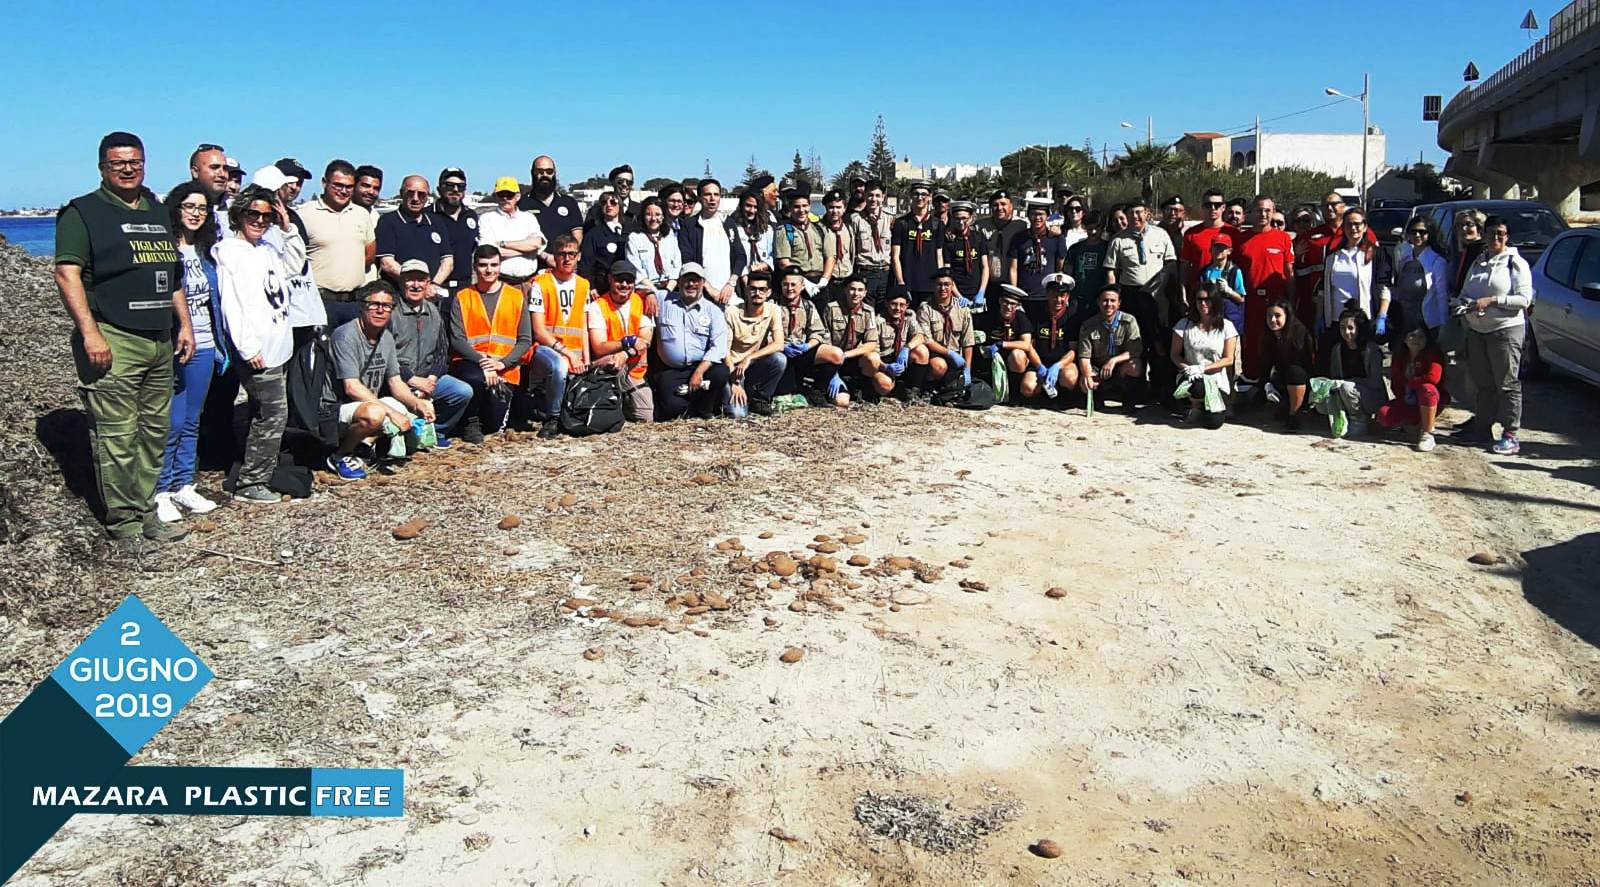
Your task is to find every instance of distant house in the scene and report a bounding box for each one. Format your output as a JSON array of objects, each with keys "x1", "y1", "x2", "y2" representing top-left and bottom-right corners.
[
  {"x1": 1228, "y1": 131, "x2": 1388, "y2": 188},
  {"x1": 1175, "y1": 132, "x2": 1232, "y2": 170}
]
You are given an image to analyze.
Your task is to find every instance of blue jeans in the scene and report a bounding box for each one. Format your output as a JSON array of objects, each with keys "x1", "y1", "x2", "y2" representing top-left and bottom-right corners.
[
  {"x1": 522, "y1": 346, "x2": 570, "y2": 419},
  {"x1": 431, "y1": 373, "x2": 473, "y2": 434},
  {"x1": 727, "y1": 352, "x2": 787, "y2": 418},
  {"x1": 159, "y1": 348, "x2": 216, "y2": 493}
]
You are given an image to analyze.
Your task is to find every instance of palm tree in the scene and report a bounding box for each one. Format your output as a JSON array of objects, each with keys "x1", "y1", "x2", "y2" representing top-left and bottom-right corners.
[{"x1": 1108, "y1": 143, "x2": 1187, "y2": 201}]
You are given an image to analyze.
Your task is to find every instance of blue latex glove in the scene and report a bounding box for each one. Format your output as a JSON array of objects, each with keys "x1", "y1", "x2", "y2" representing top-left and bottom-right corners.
[
  {"x1": 1375, "y1": 315, "x2": 1388, "y2": 336},
  {"x1": 620, "y1": 335, "x2": 638, "y2": 351},
  {"x1": 887, "y1": 359, "x2": 907, "y2": 377},
  {"x1": 961, "y1": 363, "x2": 972, "y2": 385},
  {"x1": 895, "y1": 347, "x2": 910, "y2": 366},
  {"x1": 782, "y1": 341, "x2": 808, "y2": 358},
  {"x1": 1032, "y1": 363, "x2": 1046, "y2": 377},
  {"x1": 946, "y1": 350, "x2": 967, "y2": 372},
  {"x1": 973, "y1": 288, "x2": 986, "y2": 310},
  {"x1": 958, "y1": 295, "x2": 972, "y2": 309},
  {"x1": 826, "y1": 373, "x2": 846, "y2": 400},
  {"x1": 984, "y1": 343, "x2": 1000, "y2": 358},
  {"x1": 1044, "y1": 364, "x2": 1062, "y2": 390}
]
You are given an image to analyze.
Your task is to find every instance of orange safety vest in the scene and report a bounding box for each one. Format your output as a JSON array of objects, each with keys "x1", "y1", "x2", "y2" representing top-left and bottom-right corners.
[
  {"x1": 595, "y1": 294, "x2": 647, "y2": 381},
  {"x1": 457, "y1": 284, "x2": 525, "y2": 384},
  {"x1": 532, "y1": 272, "x2": 590, "y2": 362}
]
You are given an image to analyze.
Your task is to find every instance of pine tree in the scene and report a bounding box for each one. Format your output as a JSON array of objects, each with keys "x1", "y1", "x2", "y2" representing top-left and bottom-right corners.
[
  {"x1": 806, "y1": 148, "x2": 824, "y2": 190},
  {"x1": 741, "y1": 155, "x2": 764, "y2": 188},
  {"x1": 867, "y1": 116, "x2": 895, "y2": 185},
  {"x1": 787, "y1": 150, "x2": 810, "y2": 191},
  {"x1": 704, "y1": 158, "x2": 713, "y2": 178}
]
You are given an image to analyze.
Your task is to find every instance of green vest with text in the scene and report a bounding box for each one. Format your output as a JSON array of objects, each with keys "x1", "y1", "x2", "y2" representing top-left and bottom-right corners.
[{"x1": 68, "y1": 190, "x2": 178, "y2": 331}]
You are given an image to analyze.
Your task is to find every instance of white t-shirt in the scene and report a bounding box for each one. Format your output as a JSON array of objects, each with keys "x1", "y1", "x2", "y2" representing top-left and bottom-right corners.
[
  {"x1": 478, "y1": 208, "x2": 545, "y2": 279},
  {"x1": 584, "y1": 299, "x2": 656, "y2": 336},
  {"x1": 698, "y1": 213, "x2": 732, "y2": 292},
  {"x1": 1174, "y1": 317, "x2": 1238, "y2": 394},
  {"x1": 528, "y1": 274, "x2": 579, "y2": 318},
  {"x1": 1327, "y1": 247, "x2": 1370, "y2": 319}
]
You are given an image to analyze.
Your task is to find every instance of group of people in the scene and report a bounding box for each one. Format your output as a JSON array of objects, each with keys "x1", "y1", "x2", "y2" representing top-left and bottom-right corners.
[{"x1": 56, "y1": 131, "x2": 1537, "y2": 548}]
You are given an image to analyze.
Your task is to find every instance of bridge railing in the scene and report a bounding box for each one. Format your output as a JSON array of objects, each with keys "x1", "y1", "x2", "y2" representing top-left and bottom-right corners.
[{"x1": 1440, "y1": 0, "x2": 1599, "y2": 123}]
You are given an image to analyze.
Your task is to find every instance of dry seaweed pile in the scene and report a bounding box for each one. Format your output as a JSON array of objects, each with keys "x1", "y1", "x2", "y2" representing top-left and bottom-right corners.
[
  {"x1": 853, "y1": 790, "x2": 1023, "y2": 853},
  {"x1": 0, "y1": 239, "x2": 113, "y2": 632}
]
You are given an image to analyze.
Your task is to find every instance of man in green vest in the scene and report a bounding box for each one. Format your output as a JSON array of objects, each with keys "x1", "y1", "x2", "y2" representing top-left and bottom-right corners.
[{"x1": 54, "y1": 131, "x2": 196, "y2": 550}]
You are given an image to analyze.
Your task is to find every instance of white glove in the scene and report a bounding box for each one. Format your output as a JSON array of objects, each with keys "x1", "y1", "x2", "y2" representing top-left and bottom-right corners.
[
  {"x1": 1184, "y1": 364, "x2": 1205, "y2": 380},
  {"x1": 804, "y1": 280, "x2": 820, "y2": 297},
  {"x1": 818, "y1": 275, "x2": 831, "y2": 290}
]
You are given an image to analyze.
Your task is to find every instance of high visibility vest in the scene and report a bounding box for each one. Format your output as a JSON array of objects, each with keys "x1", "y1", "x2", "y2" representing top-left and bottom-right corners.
[
  {"x1": 458, "y1": 284, "x2": 525, "y2": 384},
  {"x1": 533, "y1": 272, "x2": 590, "y2": 358},
  {"x1": 596, "y1": 294, "x2": 647, "y2": 381}
]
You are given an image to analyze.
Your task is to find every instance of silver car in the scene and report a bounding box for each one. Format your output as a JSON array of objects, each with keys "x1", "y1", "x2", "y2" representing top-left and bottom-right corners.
[{"x1": 1528, "y1": 226, "x2": 1600, "y2": 386}]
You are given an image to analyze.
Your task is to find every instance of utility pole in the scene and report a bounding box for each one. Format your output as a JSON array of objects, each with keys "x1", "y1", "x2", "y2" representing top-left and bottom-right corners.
[
  {"x1": 1146, "y1": 115, "x2": 1154, "y2": 147},
  {"x1": 1253, "y1": 114, "x2": 1262, "y2": 197},
  {"x1": 1361, "y1": 72, "x2": 1370, "y2": 209}
]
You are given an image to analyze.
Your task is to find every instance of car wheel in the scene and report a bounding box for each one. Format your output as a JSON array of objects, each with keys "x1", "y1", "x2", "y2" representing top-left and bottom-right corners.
[{"x1": 1521, "y1": 321, "x2": 1550, "y2": 380}]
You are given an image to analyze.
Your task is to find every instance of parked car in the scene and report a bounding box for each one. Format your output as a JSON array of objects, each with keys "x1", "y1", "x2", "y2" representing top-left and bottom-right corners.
[
  {"x1": 1368, "y1": 207, "x2": 1413, "y2": 248},
  {"x1": 1411, "y1": 199, "x2": 1568, "y2": 270},
  {"x1": 1527, "y1": 225, "x2": 1600, "y2": 387}
]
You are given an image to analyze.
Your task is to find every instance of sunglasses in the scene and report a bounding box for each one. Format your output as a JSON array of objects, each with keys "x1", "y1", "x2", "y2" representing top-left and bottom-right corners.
[
  {"x1": 242, "y1": 209, "x2": 274, "y2": 224},
  {"x1": 1408, "y1": 228, "x2": 1429, "y2": 236},
  {"x1": 1204, "y1": 201, "x2": 1225, "y2": 209},
  {"x1": 1269, "y1": 220, "x2": 1286, "y2": 228},
  {"x1": 441, "y1": 182, "x2": 467, "y2": 192},
  {"x1": 615, "y1": 179, "x2": 634, "y2": 187},
  {"x1": 495, "y1": 191, "x2": 518, "y2": 199},
  {"x1": 401, "y1": 189, "x2": 429, "y2": 198},
  {"x1": 533, "y1": 169, "x2": 556, "y2": 176},
  {"x1": 196, "y1": 143, "x2": 224, "y2": 152},
  {"x1": 1067, "y1": 205, "x2": 1084, "y2": 212},
  {"x1": 554, "y1": 251, "x2": 579, "y2": 259}
]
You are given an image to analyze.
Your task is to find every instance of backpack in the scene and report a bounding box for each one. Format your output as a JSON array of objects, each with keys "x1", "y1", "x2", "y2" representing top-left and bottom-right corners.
[
  {"x1": 560, "y1": 366, "x2": 626, "y2": 436},
  {"x1": 931, "y1": 380, "x2": 996, "y2": 410}
]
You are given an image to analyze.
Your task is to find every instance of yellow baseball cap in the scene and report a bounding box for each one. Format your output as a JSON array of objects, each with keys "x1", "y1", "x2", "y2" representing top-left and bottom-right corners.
[{"x1": 492, "y1": 176, "x2": 520, "y2": 195}]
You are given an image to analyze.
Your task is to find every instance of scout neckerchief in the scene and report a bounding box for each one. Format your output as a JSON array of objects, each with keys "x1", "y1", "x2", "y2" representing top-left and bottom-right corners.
[
  {"x1": 868, "y1": 211, "x2": 884, "y2": 253},
  {"x1": 831, "y1": 222, "x2": 845, "y2": 263},
  {"x1": 648, "y1": 231, "x2": 664, "y2": 274},
  {"x1": 1029, "y1": 227, "x2": 1046, "y2": 271},
  {"x1": 960, "y1": 223, "x2": 974, "y2": 274},
  {"x1": 891, "y1": 312, "x2": 909, "y2": 351},
  {"x1": 841, "y1": 304, "x2": 861, "y2": 349},
  {"x1": 936, "y1": 299, "x2": 958, "y2": 347},
  {"x1": 1046, "y1": 306, "x2": 1068, "y2": 349},
  {"x1": 786, "y1": 297, "x2": 802, "y2": 340},
  {"x1": 1103, "y1": 310, "x2": 1124, "y2": 358},
  {"x1": 912, "y1": 211, "x2": 930, "y2": 255}
]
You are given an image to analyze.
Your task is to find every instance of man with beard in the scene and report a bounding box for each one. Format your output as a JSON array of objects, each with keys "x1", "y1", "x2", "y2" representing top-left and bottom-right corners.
[
  {"x1": 850, "y1": 180, "x2": 894, "y2": 306},
  {"x1": 353, "y1": 165, "x2": 384, "y2": 212},
  {"x1": 892, "y1": 180, "x2": 942, "y2": 304},
  {"x1": 189, "y1": 144, "x2": 231, "y2": 232},
  {"x1": 915, "y1": 268, "x2": 975, "y2": 391},
  {"x1": 873, "y1": 290, "x2": 929, "y2": 400},
  {"x1": 978, "y1": 190, "x2": 1026, "y2": 305},
  {"x1": 942, "y1": 200, "x2": 990, "y2": 310},
  {"x1": 519, "y1": 155, "x2": 583, "y2": 259},
  {"x1": 429, "y1": 167, "x2": 478, "y2": 296},
  {"x1": 846, "y1": 176, "x2": 868, "y2": 215}
]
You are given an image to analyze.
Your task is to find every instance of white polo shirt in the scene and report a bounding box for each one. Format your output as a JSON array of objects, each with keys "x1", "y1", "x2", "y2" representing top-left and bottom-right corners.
[{"x1": 477, "y1": 208, "x2": 545, "y2": 279}]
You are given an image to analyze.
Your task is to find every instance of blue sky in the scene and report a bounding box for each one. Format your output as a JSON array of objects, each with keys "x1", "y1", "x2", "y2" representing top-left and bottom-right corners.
[{"x1": 0, "y1": 0, "x2": 1568, "y2": 207}]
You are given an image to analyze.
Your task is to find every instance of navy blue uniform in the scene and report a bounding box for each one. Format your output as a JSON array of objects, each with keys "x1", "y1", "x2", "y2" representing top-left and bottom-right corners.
[
  {"x1": 893, "y1": 212, "x2": 942, "y2": 298},
  {"x1": 1008, "y1": 228, "x2": 1065, "y2": 299},
  {"x1": 942, "y1": 223, "x2": 989, "y2": 297},
  {"x1": 376, "y1": 210, "x2": 454, "y2": 279}
]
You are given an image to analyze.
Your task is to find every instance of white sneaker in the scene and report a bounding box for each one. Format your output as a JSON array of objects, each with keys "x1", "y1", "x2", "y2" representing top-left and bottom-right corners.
[
  {"x1": 171, "y1": 484, "x2": 218, "y2": 514},
  {"x1": 1265, "y1": 382, "x2": 1281, "y2": 404},
  {"x1": 153, "y1": 492, "x2": 183, "y2": 523},
  {"x1": 1416, "y1": 432, "x2": 1436, "y2": 452}
]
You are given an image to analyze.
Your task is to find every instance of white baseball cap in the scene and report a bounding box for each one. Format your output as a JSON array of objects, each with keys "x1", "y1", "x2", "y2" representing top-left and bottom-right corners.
[{"x1": 250, "y1": 165, "x2": 293, "y2": 191}]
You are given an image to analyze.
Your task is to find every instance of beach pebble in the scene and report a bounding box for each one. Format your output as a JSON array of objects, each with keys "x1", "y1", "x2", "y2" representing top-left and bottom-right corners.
[
  {"x1": 1030, "y1": 839, "x2": 1063, "y2": 859},
  {"x1": 497, "y1": 515, "x2": 521, "y2": 530},
  {"x1": 779, "y1": 647, "x2": 805, "y2": 664}
]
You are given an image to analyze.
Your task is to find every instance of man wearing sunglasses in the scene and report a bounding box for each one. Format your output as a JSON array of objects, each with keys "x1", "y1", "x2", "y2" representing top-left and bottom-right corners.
[
  {"x1": 478, "y1": 175, "x2": 546, "y2": 287},
  {"x1": 429, "y1": 167, "x2": 479, "y2": 297},
  {"x1": 1181, "y1": 189, "x2": 1240, "y2": 296},
  {"x1": 892, "y1": 180, "x2": 943, "y2": 304},
  {"x1": 376, "y1": 174, "x2": 454, "y2": 298},
  {"x1": 585, "y1": 165, "x2": 636, "y2": 228},
  {"x1": 518, "y1": 155, "x2": 584, "y2": 256}
]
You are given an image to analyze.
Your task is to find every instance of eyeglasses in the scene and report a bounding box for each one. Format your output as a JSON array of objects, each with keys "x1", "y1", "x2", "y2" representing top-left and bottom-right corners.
[
  {"x1": 327, "y1": 181, "x2": 354, "y2": 191},
  {"x1": 1323, "y1": 202, "x2": 1344, "y2": 209},
  {"x1": 364, "y1": 302, "x2": 395, "y2": 312},
  {"x1": 615, "y1": 179, "x2": 634, "y2": 187},
  {"x1": 178, "y1": 203, "x2": 209, "y2": 214},
  {"x1": 554, "y1": 251, "x2": 579, "y2": 259},
  {"x1": 1488, "y1": 230, "x2": 1509, "y2": 238},
  {"x1": 242, "y1": 209, "x2": 274, "y2": 224},
  {"x1": 401, "y1": 189, "x2": 429, "y2": 198},
  {"x1": 1346, "y1": 220, "x2": 1366, "y2": 228},
  {"x1": 912, "y1": 190, "x2": 930, "y2": 197},
  {"x1": 100, "y1": 159, "x2": 145, "y2": 171},
  {"x1": 495, "y1": 191, "x2": 518, "y2": 200},
  {"x1": 613, "y1": 279, "x2": 636, "y2": 287},
  {"x1": 1067, "y1": 205, "x2": 1084, "y2": 212},
  {"x1": 197, "y1": 143, "x2": 224, "y2": 152},
  {"x1": 441, "y1": 182, "x2": 467, "y2": 192}
]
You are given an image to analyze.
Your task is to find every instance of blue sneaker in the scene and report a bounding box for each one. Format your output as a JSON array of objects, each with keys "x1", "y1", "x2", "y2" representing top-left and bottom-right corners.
[
  {"x1": 432, "y1": 435, "x2": 453, "y2": 450},
  {"x1": 326, "y1": 454, "x2": 369, "y2": 480},
  {"x1": 1491, "y1": 433, "x2": 1520, "y2": 455}
]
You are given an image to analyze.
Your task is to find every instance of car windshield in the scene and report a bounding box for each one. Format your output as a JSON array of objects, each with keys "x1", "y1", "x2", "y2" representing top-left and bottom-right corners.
[
  {"x1": 1494, "y1": 208, "x2": 1567, "y2": 247},
  {"x1": 1368, "y1": 209, "x2": 1411, "y2": 233}
]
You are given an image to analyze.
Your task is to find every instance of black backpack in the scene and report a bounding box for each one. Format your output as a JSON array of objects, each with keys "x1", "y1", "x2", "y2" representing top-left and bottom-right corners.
[
  {"x1": 560, "y1": 366, "x2": 626, "y2": 436},
  {"x1": 932, "y1": 380, "x2": 996, "y2": 410}
]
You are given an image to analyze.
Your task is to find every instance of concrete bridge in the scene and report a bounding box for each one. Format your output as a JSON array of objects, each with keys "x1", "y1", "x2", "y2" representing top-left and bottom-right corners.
[{"x1": 1436, "y1": 0, "x2": 1600, "y2": 218}]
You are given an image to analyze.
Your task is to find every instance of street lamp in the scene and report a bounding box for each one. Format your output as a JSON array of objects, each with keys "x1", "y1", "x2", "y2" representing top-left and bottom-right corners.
[
  {"x1": 1325, "y1": 73, "x2": 1371, "y2": 208},
  {"x1": 1119, "y1": 118, "x2": 1154, "y2": 146}
]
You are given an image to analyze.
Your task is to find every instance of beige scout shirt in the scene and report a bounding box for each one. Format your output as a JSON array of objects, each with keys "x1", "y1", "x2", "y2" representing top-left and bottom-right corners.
[
  {"x1": 819, "y1": 302, "x2": 879, "y2": 350},
  {"x1": 875, "y1": 312, "x2": 924, "y2": 358},
  {"x1": 851, "y1": 211, "x2": 893, "y2": 269},
  {"x1": 778, "y1": 298, "x2": 828, "y2": 346},
  {"x1": 916, "y1": 300, "x2": 976, "y2": 350},
  {"x1": 1105, "y1": 225, "x2": 1176, "y2": 288},
  {"x1": 820, "y1": 222, "x2": 855, "y2": 278},
  {"x1": 301, "y1": 196, "x2": 375, "y2": 292},
  {"x1": 773, "y1": 220, "x2": 827, "y2": 276}
]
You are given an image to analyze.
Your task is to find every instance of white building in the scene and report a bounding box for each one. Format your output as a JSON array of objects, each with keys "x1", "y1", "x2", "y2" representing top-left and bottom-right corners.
[
  {"x1": 928, "y1": 163, "x2": 1004, "y2": 182},
  {"x1": 1226, "y1": 130, "x2": 1387, "y2": 189}
]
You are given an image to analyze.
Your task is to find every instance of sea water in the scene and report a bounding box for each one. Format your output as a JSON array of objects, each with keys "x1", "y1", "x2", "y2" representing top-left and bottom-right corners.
[{"x1": 0, "y1": 216, "x2": 56, "y2": 256}]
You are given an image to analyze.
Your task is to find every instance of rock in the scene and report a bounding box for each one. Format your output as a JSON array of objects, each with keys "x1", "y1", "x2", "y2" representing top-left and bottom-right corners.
[
  {"x1": 582, "y1": 647, "x2": 604, "y2": 661},
  {"x1": 190, "y1": 519, "x2": 218, "y2": 532},
  {"x1": 768, "y1": 579, "x2": 782, "y2": 590},
  {"x1": 502, "y1": 547, "x2": 519, "y2": 556},
  {"x1": 889, "y1": 604, "x2": 902, "y2": 612},
  {"x1": 702, "y1": 592, "x2": 731, "y2": 611},
  {"x1": 1045, "y1": 587, "x2": 1067, "y2": 599},
  {"x1": 914, "y1": 568, "x2": 942, "y2": 584},
  {"x1": 809, "y1": 555, "x2": 839, "y2": 573},
  {"x1": 562, "y1": 597, "x2": 597, "y2": 609},
  {"x1": 847, "y1": 554, "x2": 870, "y2": 567},
  {"x1": 759, "y1": 531, "x2": 775, "y2": 539},
  {"x1": 622, "y1": 615, "x2": 655, "y2": 627},
  {"x1": 779, "y1": 646, "x2": 805, "y2": 663},
  {"x1": 1467, "y1": 552, "x2": 1503, "y2": 566},
  {"x1": 959, "y1": 579, "x2": 989, "y2": 593},
  {"x1": 1456, "y1": 790, "x2": 1472, "y2": 806},
  {"x1": 664, "y1": 623, "x2": 684, "y2": 634},
  {"x1": 891, "y1": 589, "x2": 930, "y2": 606},
  {"x1": 391, "y1": 518, "x2": 431, "y2": 540},
  {"x1": 841, "y1": 534, "x2": 866, "y2": 545},
  {"x1": 883, "y1": 555, "x2": 915, "y2": 571},
  {"x1": 815, "y1": 541, "x2": 841, "y2": 554},
  {"x1": 764, "y1": 617, "x2": 779, "y2": 627},
  {"x1": 685, "y1": 605, "x2": 710, "y2": 616},
  {"x1": 558, "y1": 493, "x2": 578, "y2": 508},
  {"x1": 788, "y1": 600, "x2": 808, "y2": 613},
  {"x1": 771, "y1": 556, "x2": 799, "y2": 577},
  {"x1": 1030, "y1": 839, "x2": 1062, "y2": 859},
  {"x1": 768, "y1": 826, "x2": 799, "y2": 842},
  {"x1": 813, "y1": 534, "x2": 832, "y2": 543},
  {"x1": 459, "y1": 812, "x2": 481, "y2": 826},
  {"x1": 497, "y1": 515, "x2": 522, "y2": 530},
  {"x1": 691, "y1": 473, "x2": 720, "y2": 486}
]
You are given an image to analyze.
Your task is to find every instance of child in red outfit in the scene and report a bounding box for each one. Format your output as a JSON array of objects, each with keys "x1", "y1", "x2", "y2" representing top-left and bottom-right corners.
[{"x1": 1377, "y1": 324, "x2": 1450, "y2": 452}]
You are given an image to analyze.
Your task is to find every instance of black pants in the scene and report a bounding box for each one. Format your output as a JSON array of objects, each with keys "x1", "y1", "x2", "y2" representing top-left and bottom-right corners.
[
  {"x1": 1093, "y1": 372, "x2": 1148, "y2": 408},
  {"x1": 776, "y1": 345, "x2": 824, "y2": 395},
  {"x1": 1119, "y1": 285, "x2": 1171, "y2": 400},
  {"x1": 860, "y1": 267, "x2": 889, "y2": 308},
  {"x1": 654, "y1": 362, "x2": 731, "y2": 420},
  {"x1": 448, "y1": 360, "x2": 514, "y2": 432},
  {"x1": 321, "y1": 293, "x2": 362, "y2": 330}
]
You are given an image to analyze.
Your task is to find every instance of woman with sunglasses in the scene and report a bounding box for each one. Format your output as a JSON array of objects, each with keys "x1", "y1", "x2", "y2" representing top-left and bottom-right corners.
[
  {"x1": 1319, "y1": 208, "x2": 1392, "y2": 339},
  {"x1": 579, "y1": 191, "x2": 629, "y2": 286},
  {"x1": 153, "y1": 181, "x2": 228, "y2": 522},
  {"x1": 215, "y1": 184, "x2": 304, "y2": 503},
  {"x1": 1170, "y1": 284, "x2": 1238, "y2": 429},
  {"x1": 1393, "y1": 217, "x2": 1449, "y2": 336},
  {"x1": 1448, "y1": 209, "x2": 1488, "y2": 299},
  {"x1": 1456, "y1": 215, "x2": 1533, "y2": 455}
]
